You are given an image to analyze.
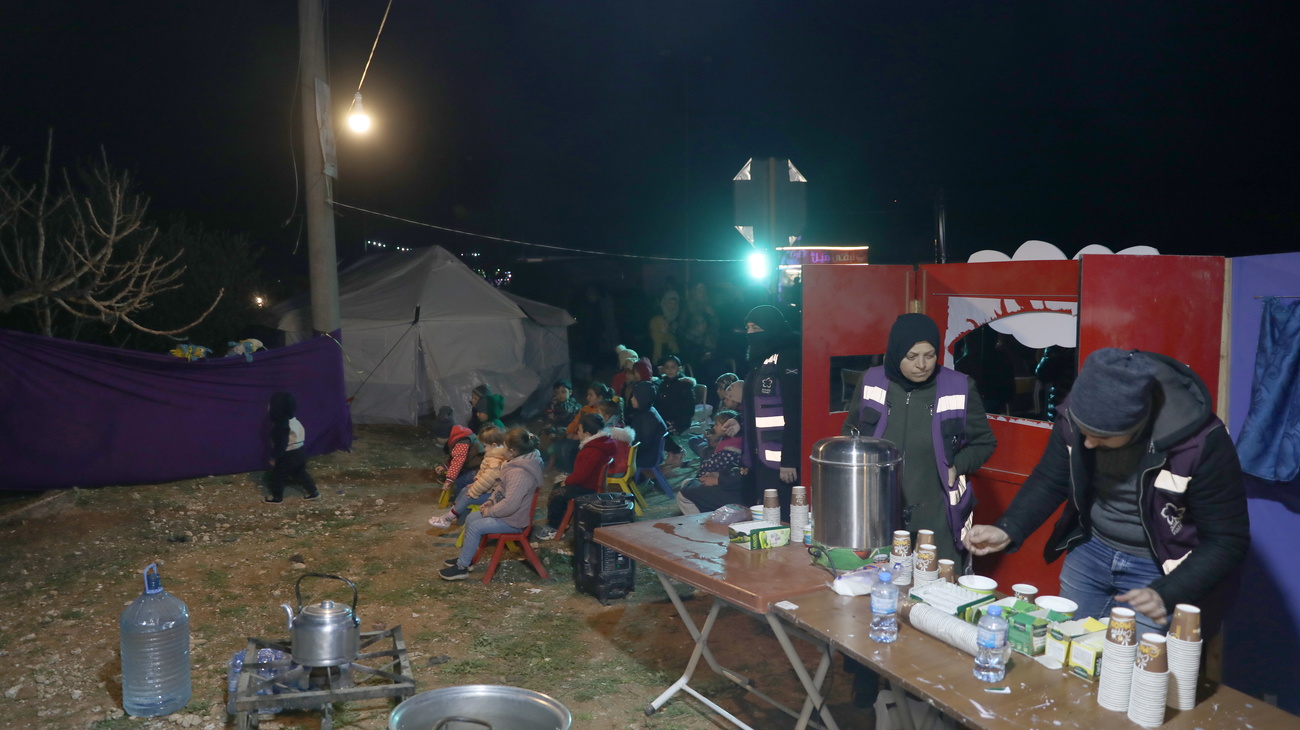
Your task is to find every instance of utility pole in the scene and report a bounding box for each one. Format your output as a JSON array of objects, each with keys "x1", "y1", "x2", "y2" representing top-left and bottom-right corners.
[{"x1": 299, "y1": 0, "x2": 341, "y2": 335}]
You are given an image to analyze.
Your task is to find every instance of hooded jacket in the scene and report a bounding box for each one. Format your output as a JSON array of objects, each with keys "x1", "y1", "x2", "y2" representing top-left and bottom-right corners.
[
  {"x1": 442, "y1": 425, "x2": 480, "y2": 484},
  {"x1": 741, "y1": 306, "x2": 801, "y2": 472},
  {"x1": 566, "y1": 434, "x2": 619, "y2": 491},
  {"x1": 627, "y1": 380, "x2": 668, "y2": 469},
  {"x1": 481, "y1": 449, "x2": 543, "y2": 529},
  {"x1": 995, "y1": 352, "x2": 1249, "y2": 615},
  {"x1": 269, "y1": 392, "x2": 305, "y2": 458}
]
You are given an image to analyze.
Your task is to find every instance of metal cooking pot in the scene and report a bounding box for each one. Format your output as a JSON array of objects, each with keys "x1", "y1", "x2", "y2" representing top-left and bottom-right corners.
[
  {"x1": 388, "y1": 685, "x2": 571, "y2": 730},
  {"x1": 809, "y1": 429, "x2": 903, "y2": 551},
  {"x1": 281, "y1": 573, "x2": 360, "y2": 668}
]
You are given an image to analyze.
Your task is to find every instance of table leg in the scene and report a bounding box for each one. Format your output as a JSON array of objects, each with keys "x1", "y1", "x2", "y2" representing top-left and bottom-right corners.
[
  {"x1": 766, "y1": 613, "x2": 841, "y2": 730},
  {"x1": 889, "y1": 679, "x2": 920, "y2": 730}
]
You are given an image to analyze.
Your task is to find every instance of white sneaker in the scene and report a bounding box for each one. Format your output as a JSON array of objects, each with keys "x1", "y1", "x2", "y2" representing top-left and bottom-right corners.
[
  {"x1": 535, "y1": 526, "x2": 559, "y2": 541},
  {"x1": 428, "y1": 512, "x2": 454, "y2": 529}
]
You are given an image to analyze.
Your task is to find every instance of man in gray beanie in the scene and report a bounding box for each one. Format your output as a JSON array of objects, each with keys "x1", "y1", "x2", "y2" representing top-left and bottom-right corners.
[{"x1": 966, "y1": 348, "x2": 1249, "y2": 638}]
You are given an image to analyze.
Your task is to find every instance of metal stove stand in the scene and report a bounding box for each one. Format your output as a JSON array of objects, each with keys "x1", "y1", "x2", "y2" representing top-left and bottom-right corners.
[{"x1": 228, "y1": 626, "x2": 415, "y2": 730}]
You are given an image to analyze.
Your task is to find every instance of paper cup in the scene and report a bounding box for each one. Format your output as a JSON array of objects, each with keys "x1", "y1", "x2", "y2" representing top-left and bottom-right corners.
[
  {"x1": 915, "y1": 543, "x2": 937, "y2": 572},
  {"x1": 1012, "y1": 583, "x2": 1038, "y2": 602},
  {"x1": 1107, "y1": 607, "x2": 1138, "y2": 646},
  {"x1": 957, "y1": 574, "x2": 997, "y2": 594},
  {"x1": 892, "y1": 529, "x2": 912, "y2": 556},
  {"x1": 937, "y1": 558, "x2": 957, "y2": 583},
  {"x1": 750, "y1": 505, "x2": 764, "y2": 521},
  {"x1": 1136, "y1": 633, "x2": 1169, "y2": 673},
  {"x1": 1169, "y1": 604, "x2": 1202, "y2": 642},
  {"x1": 917, "y1": 529, "x2": 935, "y2": 546},
  {"x1": 1127, "y1": 667, "x2": 1169, "y2": 727},
  {"x1": 1098, "y1": 639, "x2": 1138, "y2": 712},
  {"x1": 1035, "y1": 595, "x2": 1078, "y2": 617}
]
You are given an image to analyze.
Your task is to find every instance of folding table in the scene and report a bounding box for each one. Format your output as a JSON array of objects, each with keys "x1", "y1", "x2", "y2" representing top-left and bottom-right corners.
[{"x1": 594, "y1": 513, "x2": 841, "y2": 730}]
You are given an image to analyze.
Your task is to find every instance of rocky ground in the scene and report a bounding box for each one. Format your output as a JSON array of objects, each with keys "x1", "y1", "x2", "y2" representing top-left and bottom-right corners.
[{"x1": 0, "y1": 423, "x2": 870, "y2": 730}]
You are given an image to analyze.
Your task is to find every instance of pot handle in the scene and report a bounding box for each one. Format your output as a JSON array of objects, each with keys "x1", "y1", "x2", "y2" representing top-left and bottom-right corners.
[
  {"x1": 433, "y1": 717, "x2": 492, "y2": 730},
  {"x1": 293, "y1": 573, "x2": 359, "y2": 616}
]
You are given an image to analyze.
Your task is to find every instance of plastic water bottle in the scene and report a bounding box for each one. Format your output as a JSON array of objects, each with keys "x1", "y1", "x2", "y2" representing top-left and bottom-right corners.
[
  {"x1": 974, "y1": 606, "x2": 1009, "y2": 682},
  {"x1": 870, "y1": 571, "x2": 899, "y2": 643},
  {"x1": 120, "y1": 564, "x2": 191, "y2": 717}
]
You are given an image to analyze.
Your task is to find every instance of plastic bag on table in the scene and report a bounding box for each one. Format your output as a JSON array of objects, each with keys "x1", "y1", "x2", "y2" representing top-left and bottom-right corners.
[
  {"x1": 831, "y1": 565, "x2": 883, "y2": 596},
  {"x1": 709, "y1": 503, "x2": 751, "y2": 526}
]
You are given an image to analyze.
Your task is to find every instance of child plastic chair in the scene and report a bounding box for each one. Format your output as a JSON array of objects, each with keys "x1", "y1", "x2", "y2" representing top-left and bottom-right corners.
[
  {"x1": 471, "y1": 488, "x2": 549, "y2": 584},
  {"x1": 606, "y1": 442, "x2": 647, "y2": 516},
  {"x1": 638, "y1": 432, "x2": 675, "y2": 498}
]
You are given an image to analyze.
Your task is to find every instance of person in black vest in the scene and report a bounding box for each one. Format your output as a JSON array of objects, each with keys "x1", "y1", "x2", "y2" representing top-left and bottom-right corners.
[
  {"x1": 967, "y1": 348, "x2": 1249, "y2": 639},
  {"x1": 739, "y1": 305, "x2": 802, "y2": 521},
  {"x1": 842, "y1": 313, "x2": 997, "y2": 564}
]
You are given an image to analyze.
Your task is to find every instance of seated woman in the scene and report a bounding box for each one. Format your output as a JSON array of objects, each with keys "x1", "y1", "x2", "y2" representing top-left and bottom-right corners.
[
  {"x1": 438, "y1": 428, "x2": 543, "y2": 581},
  {"x1": 676, "y1": 410, "x2": 743, "y2": 514},
  {"x1": 553, "y1": 382, "x2": 613, "y2": 472},
  {"x1": 536, "y1": 413, "x2": 618, "y2": 540}
]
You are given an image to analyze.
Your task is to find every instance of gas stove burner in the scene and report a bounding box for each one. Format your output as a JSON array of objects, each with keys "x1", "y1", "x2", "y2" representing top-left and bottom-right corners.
[{"x1": 229, "y1": 626, "x2": 415, "y2": 730}]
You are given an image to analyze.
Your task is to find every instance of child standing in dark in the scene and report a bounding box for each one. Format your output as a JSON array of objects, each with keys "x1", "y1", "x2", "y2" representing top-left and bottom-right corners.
[{"x1": 267, "y1": 392, "x2": 319, "y2": 503}]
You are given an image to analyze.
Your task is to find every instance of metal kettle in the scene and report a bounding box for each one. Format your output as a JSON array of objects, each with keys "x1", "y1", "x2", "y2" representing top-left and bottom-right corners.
[
  {"x1": 808, "y1": 428, "x2": 903, "y2": 552},
  {"x1": 281, "y1": 573, "x2": 360, "y2": 667}
]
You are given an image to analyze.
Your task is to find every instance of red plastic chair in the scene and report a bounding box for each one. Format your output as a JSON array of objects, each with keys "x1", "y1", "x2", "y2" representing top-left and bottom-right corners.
[
  {"x1": 554, "y1": 458, "x2": 613, "y2": 538},
  {"x1": 471, "y1": 487, "x2": 549, "y2": 584}
]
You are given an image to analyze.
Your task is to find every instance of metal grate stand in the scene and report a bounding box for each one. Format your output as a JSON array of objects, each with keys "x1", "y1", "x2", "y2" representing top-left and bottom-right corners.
[{"x1": 229, "y1": 626, "x2": 415, "y2": 730}]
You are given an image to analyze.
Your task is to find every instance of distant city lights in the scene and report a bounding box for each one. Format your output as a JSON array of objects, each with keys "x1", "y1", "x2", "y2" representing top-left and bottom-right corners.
[{"x1": 365, "y1": 240, "x2": 411, "y2": 251}]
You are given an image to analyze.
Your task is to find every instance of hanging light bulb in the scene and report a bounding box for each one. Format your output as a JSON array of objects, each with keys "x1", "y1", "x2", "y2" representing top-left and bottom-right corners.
[{"x1": 348, "y1": 92, "x2": 371, "y2": 133}]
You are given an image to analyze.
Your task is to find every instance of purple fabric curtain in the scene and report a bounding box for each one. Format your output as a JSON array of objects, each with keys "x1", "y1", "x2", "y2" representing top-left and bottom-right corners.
[{"x1": 0, "y1": 328, "x2": 353, "y2": 490}]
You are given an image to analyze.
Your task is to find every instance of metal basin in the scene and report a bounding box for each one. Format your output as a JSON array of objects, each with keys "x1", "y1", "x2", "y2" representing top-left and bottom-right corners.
[{"x1": 389, "y1": 685, "x2": 571, "y2": 730}]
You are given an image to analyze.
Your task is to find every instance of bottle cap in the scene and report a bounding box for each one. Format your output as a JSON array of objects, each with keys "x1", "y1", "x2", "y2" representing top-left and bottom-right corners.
[
  {"x1": 988, "y1": 606, "x2": 1002, "y2": 617},
  {"x1": 143, "y1": 563, "x2": 163, "y2": 594},
  {"x1": 879, "y1": 572, "x2": 892, "y2": 582}
]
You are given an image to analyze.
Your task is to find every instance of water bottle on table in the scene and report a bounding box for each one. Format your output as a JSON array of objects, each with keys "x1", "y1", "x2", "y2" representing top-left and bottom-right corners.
[
  {"x1": 120, "y1": 563, "x2": 192, "y2": 717},
  {"x1": 870, "y1": 571, "x2": 899, "y2": 643},
  {"x1": 974, "y1": 605, "x2": 1009, "y2": 682}
]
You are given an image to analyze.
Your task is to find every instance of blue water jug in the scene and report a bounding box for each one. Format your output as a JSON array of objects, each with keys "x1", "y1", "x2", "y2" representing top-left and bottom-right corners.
[{"x1": 120, "y1": 563, "x2": 192, "y2": 717}]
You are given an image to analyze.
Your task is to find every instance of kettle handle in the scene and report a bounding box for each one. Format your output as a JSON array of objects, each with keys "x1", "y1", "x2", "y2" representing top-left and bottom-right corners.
[{"x1": 293, "y1": 573, "x2": 359, "y2": 616}]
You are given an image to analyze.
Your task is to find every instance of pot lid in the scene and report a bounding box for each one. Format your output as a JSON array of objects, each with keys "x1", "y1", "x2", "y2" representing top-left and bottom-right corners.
[
  {"x1": 301, "y1": 599, "x2": 353, "y2": 622},
  {"x1": 810, "y1": 434, "x2": 903, "y2": 466}
]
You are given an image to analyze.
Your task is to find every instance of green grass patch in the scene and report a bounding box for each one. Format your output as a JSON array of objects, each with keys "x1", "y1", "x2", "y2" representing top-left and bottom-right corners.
[{"x1": 441, "y1": 658, "x2": 489, "y2": 675}]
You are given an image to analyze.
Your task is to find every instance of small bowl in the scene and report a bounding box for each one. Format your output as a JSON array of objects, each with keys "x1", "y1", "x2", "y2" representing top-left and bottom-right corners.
[
  {"x1": 1035, "y1": 595, "x2": 1079, "y2": 617},
  {"x1": 957, "y1": 575, "x2": 997, "y2": 594}
]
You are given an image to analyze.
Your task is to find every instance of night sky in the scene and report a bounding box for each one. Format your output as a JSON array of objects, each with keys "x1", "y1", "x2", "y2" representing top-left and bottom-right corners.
[{"x1": 3, "y1": 1, "x2": 1297, "y2": 275}]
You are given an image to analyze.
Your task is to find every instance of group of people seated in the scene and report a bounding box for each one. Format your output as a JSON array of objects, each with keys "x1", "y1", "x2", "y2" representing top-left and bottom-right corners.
[{"x1": 424, "y1": 346, "x2": 752, "y2": 581}]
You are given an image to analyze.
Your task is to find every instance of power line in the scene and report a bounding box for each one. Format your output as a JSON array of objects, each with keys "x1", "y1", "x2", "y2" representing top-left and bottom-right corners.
[{"x1": 330, "y1": 200, "x2": 743, "y2": 262}]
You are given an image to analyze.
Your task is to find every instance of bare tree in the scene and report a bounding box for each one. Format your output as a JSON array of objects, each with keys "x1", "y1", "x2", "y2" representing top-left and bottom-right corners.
[{"x1": 0, "y1": 132, "x2": 222, "y2": 338}]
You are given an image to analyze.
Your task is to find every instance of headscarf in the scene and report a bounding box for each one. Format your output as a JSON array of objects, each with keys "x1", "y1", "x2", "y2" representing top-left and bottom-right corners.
[
  {"x1": 885, "y1": 313, "x2": 942, "y2": 392},
  {"x1": 744, "y1": 305, "x2": 793, "y2": 365}
]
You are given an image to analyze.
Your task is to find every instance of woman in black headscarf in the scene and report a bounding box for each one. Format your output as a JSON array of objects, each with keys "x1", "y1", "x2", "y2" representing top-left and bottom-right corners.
[
  {"x1": 839, "y1": 313, "x2": 996, "y2": 709},
  {"x1": 739, "y1": 305, "x2": 802, "y2": 520},
  {"x1": 842, "y1": 313, "x2": 997, "y2": 564}
]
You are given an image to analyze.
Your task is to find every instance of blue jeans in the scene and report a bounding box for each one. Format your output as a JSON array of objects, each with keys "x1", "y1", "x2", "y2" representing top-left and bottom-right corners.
[
  {"x1": 452, "y1": 490, "x2": 491, "y2": 521},
  {"x1": 1058, "y1": 537, "x2": 1167, "y2": 637},
  {"x1": 456, "y1": 512, "x2": 517, "y2": 569}
]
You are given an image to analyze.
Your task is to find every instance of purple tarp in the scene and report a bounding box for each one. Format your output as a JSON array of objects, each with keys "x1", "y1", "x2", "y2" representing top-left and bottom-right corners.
[{"x1": 0, "y1": 328, "x2": 353, "y2": 490}]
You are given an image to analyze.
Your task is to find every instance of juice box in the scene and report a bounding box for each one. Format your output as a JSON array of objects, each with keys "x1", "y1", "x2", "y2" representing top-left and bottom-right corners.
[
  {"x1": 727, "y1": 521, "x2": 791, "y2": 550},
  {"x1": 1008, "y1": 611, "x2": 1048, "y2": 656}
]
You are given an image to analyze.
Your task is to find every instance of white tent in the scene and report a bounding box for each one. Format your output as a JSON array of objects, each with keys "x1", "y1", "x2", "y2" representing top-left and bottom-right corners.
[{"x1": 273, "y1": 247, "x2": 574, "y2": 425}]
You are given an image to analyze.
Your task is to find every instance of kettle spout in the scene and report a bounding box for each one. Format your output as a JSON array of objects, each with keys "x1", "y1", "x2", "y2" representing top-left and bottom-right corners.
[{"x1": 281, "y1": 603, "x2": 295, "y2": 633}]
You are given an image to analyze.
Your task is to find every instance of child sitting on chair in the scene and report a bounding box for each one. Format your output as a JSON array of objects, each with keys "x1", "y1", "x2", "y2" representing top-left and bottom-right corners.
[
  {"x1": 429, "y1": 426, "x2": 506, "y2": 529},
  {"x1": 439, "y1": 428, "x2": 543, "y2": 581},
  {"x1": 598, "y1": 399, "x2": 636, "y2": 478},
  {"x1": 536, "y1": 413, "x2": 618, "y2": 541},
  {"x1": 676, "y1": 410, "x2": 743, "y2": 515}
]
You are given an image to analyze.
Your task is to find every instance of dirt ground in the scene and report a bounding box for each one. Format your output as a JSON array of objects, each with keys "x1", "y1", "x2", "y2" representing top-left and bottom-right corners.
[{"x1": 0, "y1": 423, "x2": 874, "y2": 730}]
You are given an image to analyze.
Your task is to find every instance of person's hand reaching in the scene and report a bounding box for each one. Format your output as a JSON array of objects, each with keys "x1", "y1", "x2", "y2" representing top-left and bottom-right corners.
[{"x1": 964, "y1": 525, "x2": 1012, "y2": 555}]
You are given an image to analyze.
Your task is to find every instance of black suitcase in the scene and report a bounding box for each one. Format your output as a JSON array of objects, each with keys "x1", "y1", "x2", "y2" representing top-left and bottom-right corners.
[{"x1": 572, "y1": 493, "x2": 636, "y2": 604}]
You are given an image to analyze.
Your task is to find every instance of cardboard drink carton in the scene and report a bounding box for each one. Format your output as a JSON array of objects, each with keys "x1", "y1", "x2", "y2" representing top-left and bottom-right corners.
[
  {"x1": 1008, "y1": 611, "x2": 1049, "y2": 656},
  {"x1": 1067, "y1": 629, "x2": 1108, "y2": 681},
  {"x1": 728, "y1": 521, "x2": 791, "y2": 550}
]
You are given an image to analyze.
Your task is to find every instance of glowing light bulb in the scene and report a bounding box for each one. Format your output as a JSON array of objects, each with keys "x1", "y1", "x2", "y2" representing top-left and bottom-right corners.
[{"x1": 348, "y1": 92, "x2": 371, "y2": 133}]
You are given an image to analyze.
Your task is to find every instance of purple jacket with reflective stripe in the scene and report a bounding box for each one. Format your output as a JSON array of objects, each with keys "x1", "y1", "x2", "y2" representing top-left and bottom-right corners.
[{"x1": 858, "y1": 366, "x2": 974, "y2": 551}]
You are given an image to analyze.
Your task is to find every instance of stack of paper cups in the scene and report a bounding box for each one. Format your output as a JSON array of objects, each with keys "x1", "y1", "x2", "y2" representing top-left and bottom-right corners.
[
  {"x1": 789, "y1": 486, "x2": 808, "y2": 543},
  {"x1": 912, "y1": 543, "x2": 939, "y2": 584},
  {"x1": 1127, "y1": 633, "x2": 1170, "y2": 727},
  {"x1": 1097, "y1": 607, "x2": 1139, "y2": 712},
  {"x1": 762, "y1": 489, "x2": 780, "y2": 524},
  {"x1": 1166, "y1": 604, "x2": 1202, "y2": 710},
  {"x1": 890, "y1": 530, "x2": 913, "y2": 586}
]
